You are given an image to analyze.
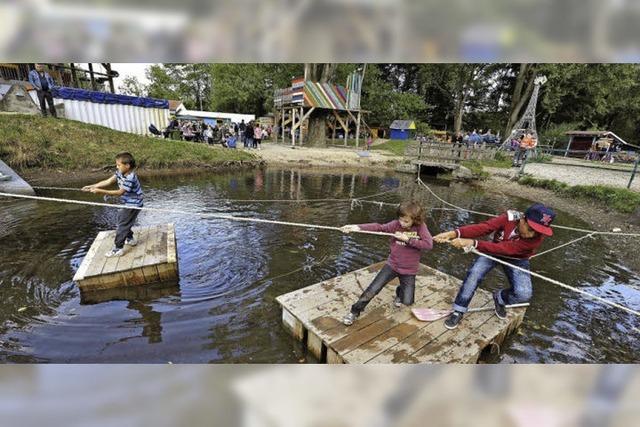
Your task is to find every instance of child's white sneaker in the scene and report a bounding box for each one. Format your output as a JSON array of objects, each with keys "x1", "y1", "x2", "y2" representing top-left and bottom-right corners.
[
  {"x1": 393, "y1": 297, "x2": 403, "y2": 307},
  {"x1": 105, "y1": 247, "x2": 124, "y2": 258},
  {"x1": 342, "y1": 312, "x2": 359, "y2": 326},
  {"x1": 125, "y1": 237, "x2": 138, "y2": 246}
]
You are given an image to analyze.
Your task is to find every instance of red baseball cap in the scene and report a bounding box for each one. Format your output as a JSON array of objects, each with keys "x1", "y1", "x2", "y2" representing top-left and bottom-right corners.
[{"x1": 525, "y1": 203, "x2": 556, "y2": 236}]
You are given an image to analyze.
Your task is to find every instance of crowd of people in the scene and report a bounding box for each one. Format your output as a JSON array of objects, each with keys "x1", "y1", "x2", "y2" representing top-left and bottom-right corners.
[
  {"x1": 160, "y1": 118, "x2": 273, "y2": 149},
  {"x1": 417, "y1": 129, "x2": 500, "y2": 146}
]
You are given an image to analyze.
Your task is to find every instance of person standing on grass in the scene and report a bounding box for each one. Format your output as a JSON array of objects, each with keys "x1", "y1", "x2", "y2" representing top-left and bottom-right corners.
[
  {"x1": 82, "y1": 152, "x2": 144, "y2": 258},
  {"x1": 433, "y1": 203, "x2": 555, "y2": 330},
  {"x1": 28, "y1": 64, "x2": 57, "y2": 118}
]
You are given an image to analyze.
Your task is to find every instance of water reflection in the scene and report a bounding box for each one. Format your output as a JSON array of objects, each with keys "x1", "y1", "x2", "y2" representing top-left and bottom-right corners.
[{"x1": 0, "y1": 168, "x2": 638, "y2": 362}]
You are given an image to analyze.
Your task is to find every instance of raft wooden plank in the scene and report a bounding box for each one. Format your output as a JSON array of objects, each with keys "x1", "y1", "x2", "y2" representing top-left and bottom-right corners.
[
  {"x1": 276, "y1": 262, "x2": 526, "y2": 364},
  {"x1": 82, "y1": 232, "x2": 114, "y2": 278},
  {"x1": 73, "y1": 231, "x2": 108, "y2": 282},
  {"x1": 130, "y1": 228, "x2": 152, "y2": 270},
  {"x1": 166, "y1": 223, "x2": 177, "y2": 264},
  {"x1": 367, "y1": 290, "x2": 494, "y2": 364},
  {"x1": 307, "y1": 276, "x2": 449, "y2": 356},
  {"x1": 75, "y1": 224, "x2": 178, "y2": 293},
  {"x1": 339, "y1": 287, "x2": 454, "y2": 364}
]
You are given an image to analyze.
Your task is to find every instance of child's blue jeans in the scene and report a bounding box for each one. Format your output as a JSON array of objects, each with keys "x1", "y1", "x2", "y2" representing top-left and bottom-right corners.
[{"x1": 452, "y1": 255, "x2": 532, "y2": 313}]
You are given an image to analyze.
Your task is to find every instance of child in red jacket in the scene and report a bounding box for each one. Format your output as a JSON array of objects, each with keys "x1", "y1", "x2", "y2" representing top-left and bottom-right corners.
[
  {"x1": 433, "y1": 203, "x2": 555, "y2": 329},
  {"x1": 340, "y1": 201, "x2": 433, "y2": 326}
]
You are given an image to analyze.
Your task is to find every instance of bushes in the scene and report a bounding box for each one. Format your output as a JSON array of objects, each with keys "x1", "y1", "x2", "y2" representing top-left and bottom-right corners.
[{"x1": 517, "y1": 176, "x2": 640, "y2": 213}]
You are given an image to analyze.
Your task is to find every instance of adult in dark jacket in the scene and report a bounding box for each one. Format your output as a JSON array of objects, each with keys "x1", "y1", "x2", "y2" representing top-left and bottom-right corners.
[{"x1": 28, "y1": 64, "x2": 57, "y2": 118}]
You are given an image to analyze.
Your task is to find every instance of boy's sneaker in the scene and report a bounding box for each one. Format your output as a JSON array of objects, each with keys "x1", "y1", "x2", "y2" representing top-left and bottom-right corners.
[
  {"x1": 105, "y1": 247, "x2": 124, "y2": 258},
  {"x1": 493, "y1": 291, "x2": 507, "y2": 319},
  {"x1": 342, "y1": 312, "x2": 359, "y2": 326},
  {"x1": 444, "y1": 311, "x2": 464, "y2": 330},
  {"x1": 125, "y1": 236, "x2": 138, "y2": 246},
  {"x1": 393, "y1": 297, "x2": 403, "y2": 307}
]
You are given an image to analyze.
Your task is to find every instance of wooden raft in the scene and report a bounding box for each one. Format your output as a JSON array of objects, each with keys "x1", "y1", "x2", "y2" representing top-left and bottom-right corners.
[
  {"x1": 276, "y1": 261, "x2": 526, "y2": 363},
  {"x1": 73, "y1": 223, "x2": 178, "y2": 292}
]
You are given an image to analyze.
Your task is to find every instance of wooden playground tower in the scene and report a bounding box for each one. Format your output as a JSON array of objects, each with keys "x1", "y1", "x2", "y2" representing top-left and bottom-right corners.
[{"x1": 273, "y1": 70, "x2": 368, "y2": 147}]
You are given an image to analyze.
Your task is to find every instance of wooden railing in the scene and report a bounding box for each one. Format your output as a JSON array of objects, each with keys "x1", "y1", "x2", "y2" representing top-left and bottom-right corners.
[{"x1": 405, "y1": 140, "x2": 501, "y2": 163}]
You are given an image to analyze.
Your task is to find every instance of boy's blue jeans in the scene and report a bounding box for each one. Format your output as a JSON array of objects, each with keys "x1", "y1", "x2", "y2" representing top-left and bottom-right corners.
[{"x1": 452, "y1": 256, "x2": 532, "y2": 313}]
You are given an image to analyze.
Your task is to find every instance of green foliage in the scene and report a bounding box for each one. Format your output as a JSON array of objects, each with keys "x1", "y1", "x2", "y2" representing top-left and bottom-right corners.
[
  {"x1": 146, "y1": 64, "x2": 213, "y2": 111},
  {"x1": 210, "y1": 64, "x2": 303, "y2": 116},
  {"x1": 118, "y1": 75, "x2": 146, "y2": 97},
  {"x1": 517, "y1": 176, "x2": 640, "y2": 213},
  {"x1": 370, "y1": 139, "x2": 408, "y2": 156},
  {"x1": 0, "y1": 115, "x2": 254, "y2": 171},
  {"x1": 415, "y1": 122, "x2": 431, "y2": 136}
]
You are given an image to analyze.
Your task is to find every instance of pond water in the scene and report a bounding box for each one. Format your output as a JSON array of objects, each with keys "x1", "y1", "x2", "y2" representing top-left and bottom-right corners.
[{"x1": 1, "y1": 168, "x2": 638, "y2": 363}]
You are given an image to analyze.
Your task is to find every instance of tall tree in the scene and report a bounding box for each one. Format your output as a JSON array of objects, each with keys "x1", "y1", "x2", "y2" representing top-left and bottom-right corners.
[{"x1": 118, "y1": 75, "x2": 146, "y2": 97}]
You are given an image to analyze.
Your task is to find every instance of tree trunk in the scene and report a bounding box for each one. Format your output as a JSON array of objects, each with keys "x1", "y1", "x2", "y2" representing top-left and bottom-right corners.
[
  {"x1": 503, "y1": 64, "x2": 536, "y2": 137},
  {"x1": 306, "y1": 110, "x2": 327, "y2": 147},
  {"x1": 304, "y1": 63, "x2": 337, "y2": 147}
]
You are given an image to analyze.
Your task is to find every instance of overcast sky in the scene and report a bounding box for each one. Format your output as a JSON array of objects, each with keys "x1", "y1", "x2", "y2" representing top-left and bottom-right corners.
[{"x1": 94, "y1": 63, "x2": 156, "y2": 89}]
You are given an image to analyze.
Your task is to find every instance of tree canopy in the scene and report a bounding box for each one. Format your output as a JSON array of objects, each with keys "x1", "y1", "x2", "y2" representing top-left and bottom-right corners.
[{"x1": 124, "y1": 63, "x2": 640, "y2": 142}]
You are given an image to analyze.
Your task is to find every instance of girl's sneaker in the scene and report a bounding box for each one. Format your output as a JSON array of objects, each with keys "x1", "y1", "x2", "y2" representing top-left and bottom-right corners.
[
  {"x1": 393, "y1": 297, "x2": 403, "y2": 307},
  {"x1": 105, "y1": 247, "x2": 124, "y2": 258},
  {"x1": 125, "y1": 237, "x2": 138, "y2": 246},
  {"x1": 342, "y1": 312, "x2": 359, "y2": 326}
]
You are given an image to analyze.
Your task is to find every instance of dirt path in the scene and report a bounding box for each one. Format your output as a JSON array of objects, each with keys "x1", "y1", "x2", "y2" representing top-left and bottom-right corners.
[
  {"x1": 486, "y1": 160, "x2": 639, "y2": 191},
  {"x1": 253, "y1": 142, "x2": 403, "y2": 170}
]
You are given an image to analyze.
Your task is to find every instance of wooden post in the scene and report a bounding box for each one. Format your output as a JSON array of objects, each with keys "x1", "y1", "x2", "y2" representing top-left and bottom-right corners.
[
  {"x1": 291, "y1": 108, "x2": 296, "y2": 147},
  {"x1": 355, "y1": 110, "x2": 361, "y2": 148},
  {"x1": 628, "y1": 154, "x2": 640, "y2": 189},
  {"x1": 103, "y1": 63, "x2": 115, "y2": 93},
  {"x1": 88, "y1": 63, "x2": 97, "y2": 91},
  {"x1": 281, "y1": 107, "x2": 286, "y2": 144},
  {"x1": 70, "y1": 63, "x2": 79, "y2": 88},
  {"x1": 344, "y1": 115, "x2": 350, "y2": 147},
  {"x1": 332, "y1": 118, "x2": 337, "y2": 144},
  {"x1": 564, "y1": 135, "x2": 574, "y2": 157},
  {"x1": 300, "y1": 107, "x2": 304, "y2": 145}
]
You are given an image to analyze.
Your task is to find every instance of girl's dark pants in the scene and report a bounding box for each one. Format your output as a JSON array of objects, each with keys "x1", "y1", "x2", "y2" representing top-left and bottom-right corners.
[
  {"x1": 114, "y1": 208, "x2": 140, "y2": 249},
  {"x1": 351, "y1": 264, "x2": 415, "y2": 315}
]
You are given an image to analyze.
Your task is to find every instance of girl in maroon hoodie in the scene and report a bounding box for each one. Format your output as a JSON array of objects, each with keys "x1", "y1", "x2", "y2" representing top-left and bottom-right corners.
[{"x1": 340, "y1": 201, "x2": 433, "y2": 326}]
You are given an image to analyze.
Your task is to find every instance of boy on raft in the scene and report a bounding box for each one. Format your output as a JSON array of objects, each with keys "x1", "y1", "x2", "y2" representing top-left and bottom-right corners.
[
  {"x1": 433, "y1": 203, "x2": 556, "y2": 329},
  {"x1": 82, "y1": 152, "x2": 144, "y2": 258}
]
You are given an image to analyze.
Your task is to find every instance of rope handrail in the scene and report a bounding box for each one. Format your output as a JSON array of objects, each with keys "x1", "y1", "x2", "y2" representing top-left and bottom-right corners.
[
  {"x1": 460, "y1": 245, "x2": 640, "y2": 318},
  {"x1": 0, "y1": 192, "x2": 400, "y2": 240}
]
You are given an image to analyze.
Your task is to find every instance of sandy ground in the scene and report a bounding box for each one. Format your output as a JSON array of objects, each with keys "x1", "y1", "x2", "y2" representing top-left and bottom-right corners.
[
  {"x1": 253, "y1": 142, "x2": 404, "y2": 169},
  {"x1": 487, "y1": 160, "x2": 639, "y2": 192}
]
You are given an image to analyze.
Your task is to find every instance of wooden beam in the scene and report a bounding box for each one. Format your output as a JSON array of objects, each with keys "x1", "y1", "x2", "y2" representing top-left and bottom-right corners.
[
  {"x1": 355, "y1": 111, "x2": 362, "y2": 148},
  {"x1": 292, "y1": 107, "x2": 315, "y2": 130},
  {"x1": 88, "y1": 63, "x2": 97, "y2": 91},
  {"x1": 291, "y1": 107, "x2": 296, "y2": 147},
  {"x1": 70, "y1": 63, "x2": 79, "y2": 88},
  {"x1": 332, "y1": 110, "x2": 348, "y2": 133}
]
